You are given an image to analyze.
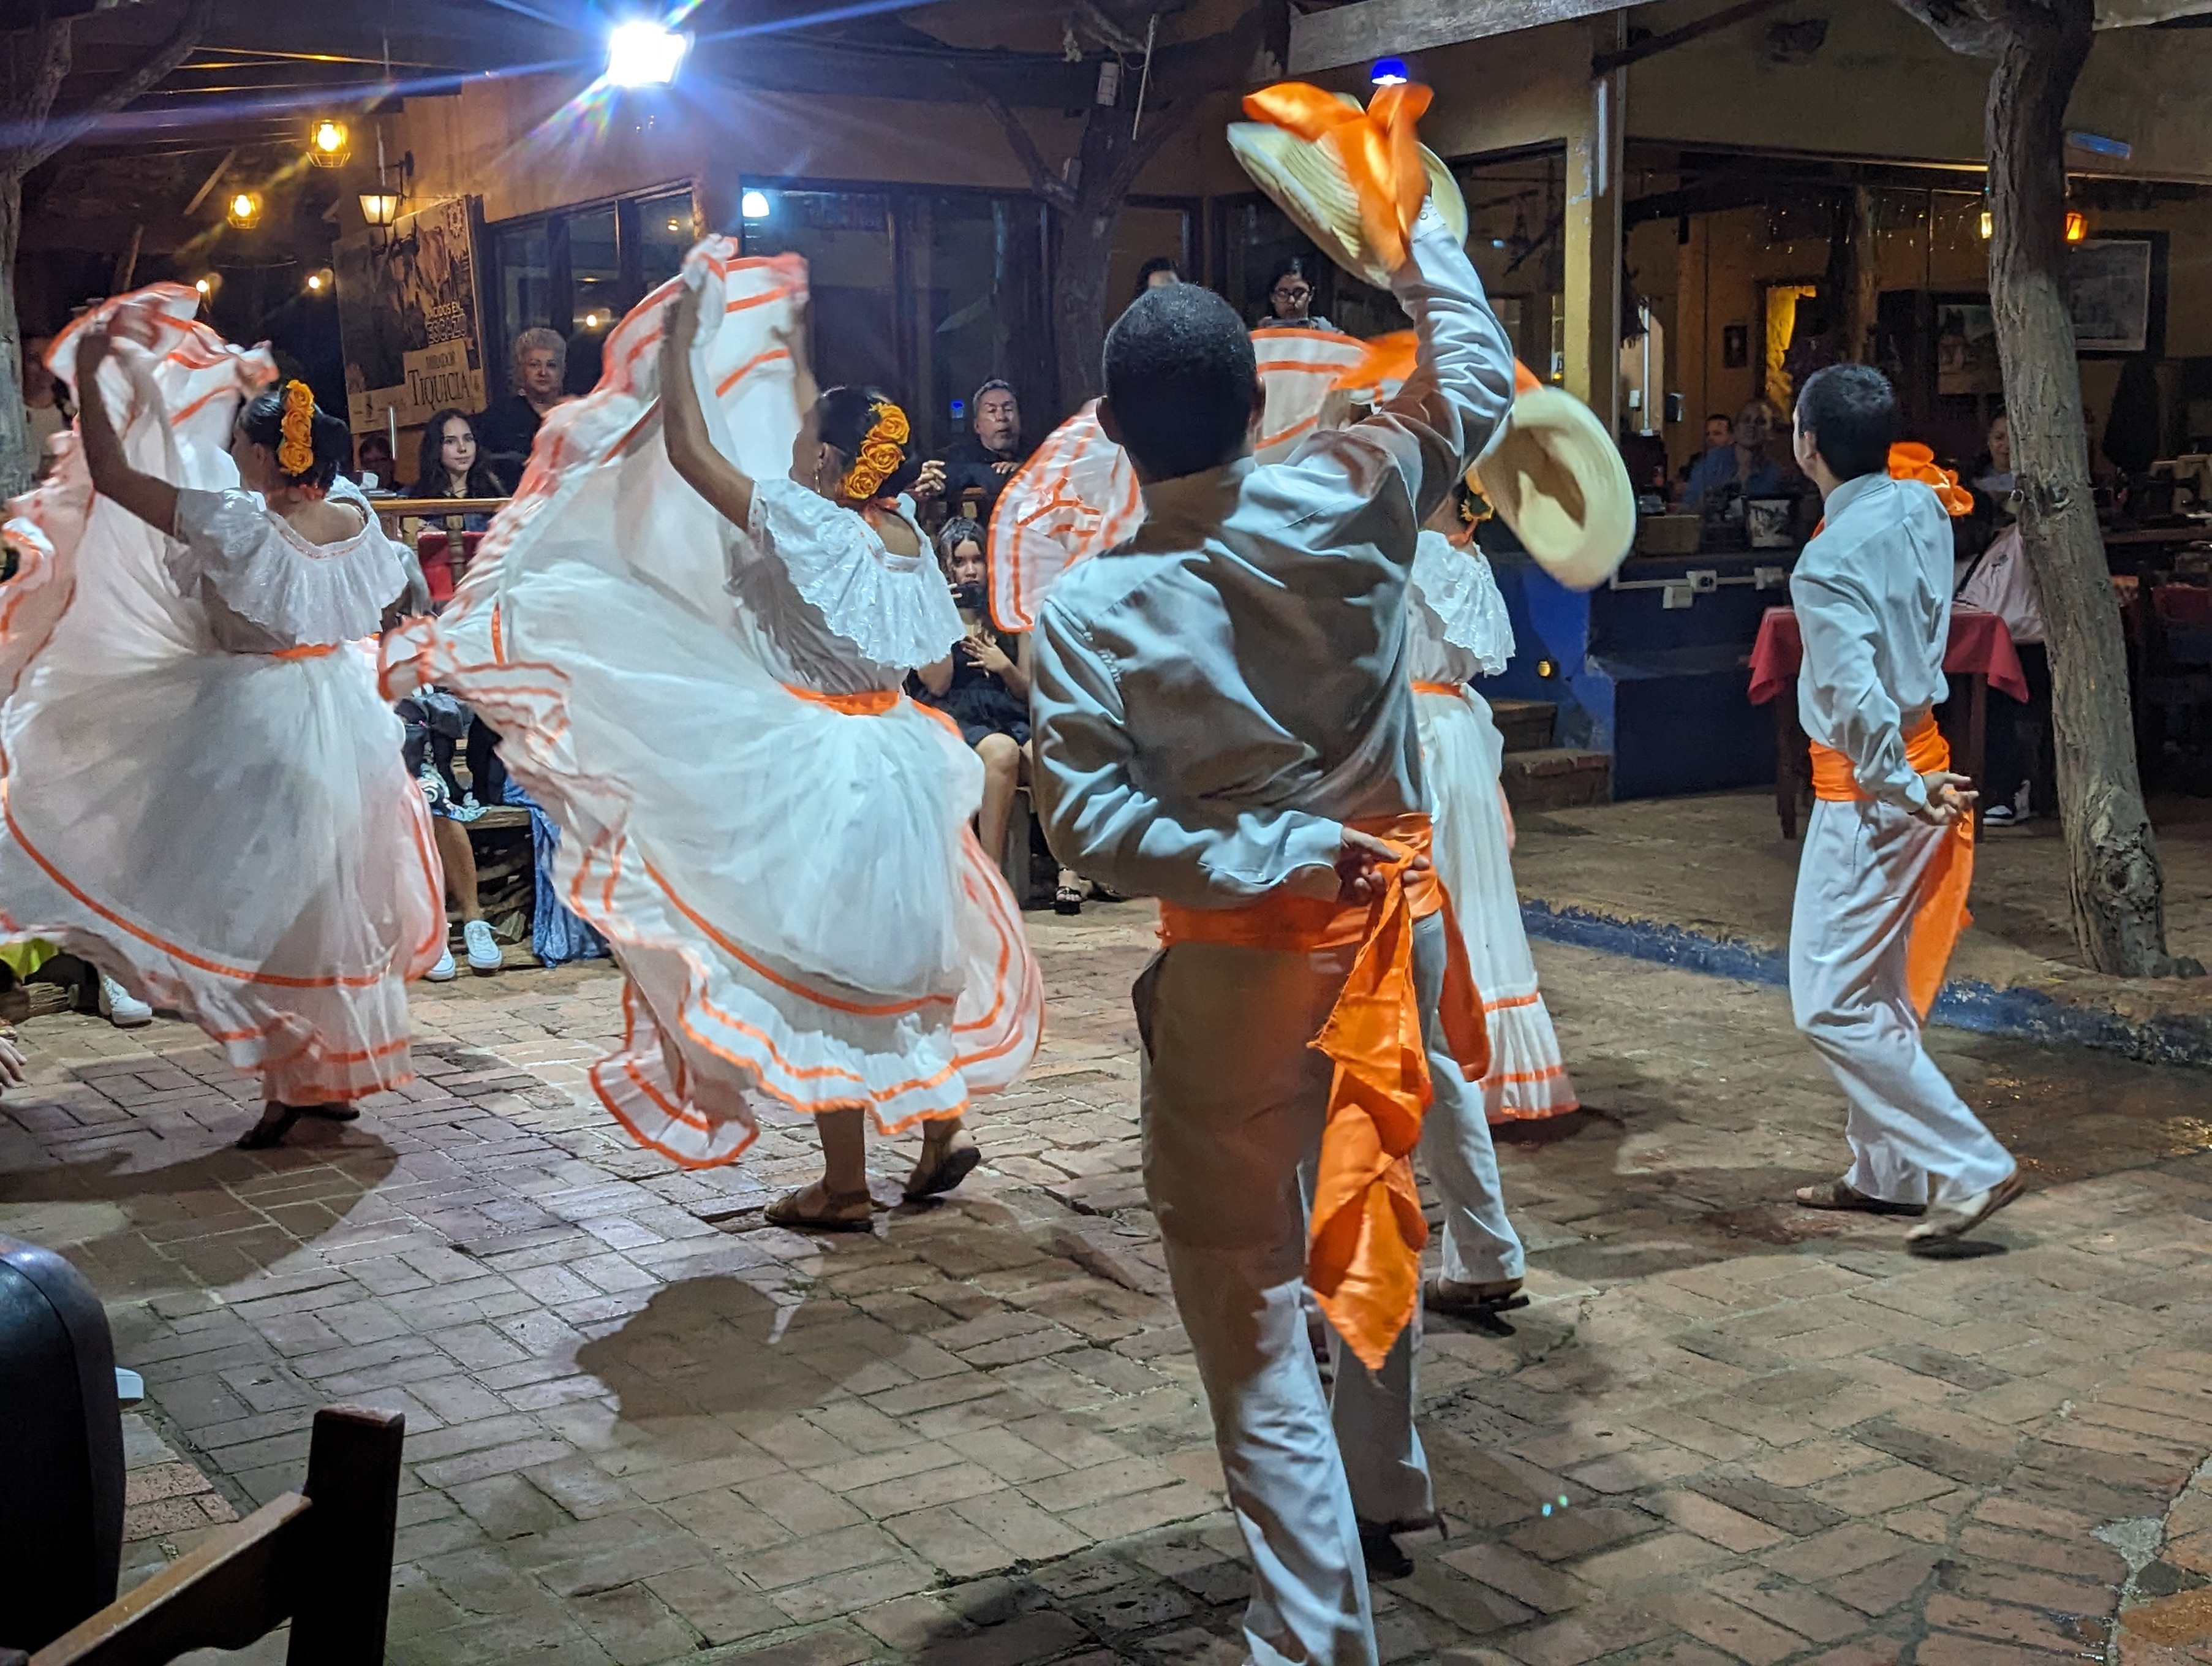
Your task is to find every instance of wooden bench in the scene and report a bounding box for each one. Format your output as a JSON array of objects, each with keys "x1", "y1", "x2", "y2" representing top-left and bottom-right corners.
[{"x1": 6, "y1": 1407, "x2": 404, "y2": 1666}]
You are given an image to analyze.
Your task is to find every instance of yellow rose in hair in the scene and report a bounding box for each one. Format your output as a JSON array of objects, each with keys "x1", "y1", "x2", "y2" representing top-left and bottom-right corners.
[{"x1": 875, "y1": 405, "x2": 910, "y2": 446}]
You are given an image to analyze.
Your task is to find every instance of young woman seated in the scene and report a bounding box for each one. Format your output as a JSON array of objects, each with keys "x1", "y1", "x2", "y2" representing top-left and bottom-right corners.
[{"x1": 910, "y1": 518, "x2": 1087, "y2": 915}]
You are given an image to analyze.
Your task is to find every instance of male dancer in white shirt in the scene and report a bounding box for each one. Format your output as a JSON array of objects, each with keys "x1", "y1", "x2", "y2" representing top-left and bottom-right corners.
[
  {"x1": 1030, "y1": 199, "x2": 1520, "y2": 1665},
  {"x1": 1786, "y1": 363, "x2": 2023, "y2": 1243}
]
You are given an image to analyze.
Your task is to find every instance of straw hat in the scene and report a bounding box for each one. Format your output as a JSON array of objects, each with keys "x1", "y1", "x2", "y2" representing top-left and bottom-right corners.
[
  {"x1": 1473, "y1": 385, "x2": 1636, "y2": 592},
  {"x1": 1227, "y1": 94, "x2": 1468, "y2": 290}
]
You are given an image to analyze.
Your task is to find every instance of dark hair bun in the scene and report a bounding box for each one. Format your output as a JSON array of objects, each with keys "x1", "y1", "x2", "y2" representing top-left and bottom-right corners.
[
  {"x1": 238, "y1": 384, "x2": 350, "y2": 491},
  {"x1": 815, "y1": 384, "x2": 921, "y2": 501}
]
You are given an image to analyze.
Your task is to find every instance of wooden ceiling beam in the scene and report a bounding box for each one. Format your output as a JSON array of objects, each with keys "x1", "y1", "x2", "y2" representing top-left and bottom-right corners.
[{"x1": 1287, "y1": 0, "x2": 1633, "y2": 74}]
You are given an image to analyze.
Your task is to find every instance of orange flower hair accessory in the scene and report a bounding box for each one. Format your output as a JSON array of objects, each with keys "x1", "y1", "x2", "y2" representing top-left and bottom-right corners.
[
  {"x1": 1889, "y1": 441, "x2": 1974, "y2": 517},
  {"x1": 842, "y1": 398, "x2": 912, "y2": 502},
  {"x1": 277, "y1": 379, "x2": 316, "y2": 478}
]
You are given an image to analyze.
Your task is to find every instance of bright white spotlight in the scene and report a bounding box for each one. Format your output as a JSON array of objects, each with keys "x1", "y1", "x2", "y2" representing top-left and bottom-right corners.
[
  {"x1": 608, "y1": 20, "x2": 689, "y2": 88},
  {"x1": 741, "y1": 189, "x2": 771, "y2": 221}
]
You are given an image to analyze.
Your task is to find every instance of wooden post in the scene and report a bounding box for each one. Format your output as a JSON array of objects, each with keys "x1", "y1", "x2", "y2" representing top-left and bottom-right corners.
[{"x1": 1563, "y1": 14, "x2": 1625, "y2": 426}]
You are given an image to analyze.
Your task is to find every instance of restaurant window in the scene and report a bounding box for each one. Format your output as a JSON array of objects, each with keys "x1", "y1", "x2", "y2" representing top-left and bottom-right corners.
[
  {"x1": 481, "y1": 183, "x2": 700, "y2": 399},
  {"x1": 1214, "y1": 146, "x2": 1567, "y2": 363},
  {"x1": 738, "y1": 182, "x2": 1052, "y2": 460}
]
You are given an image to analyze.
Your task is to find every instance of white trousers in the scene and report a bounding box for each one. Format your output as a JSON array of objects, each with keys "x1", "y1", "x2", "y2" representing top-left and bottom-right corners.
[
  {"x1": 1136, "y1": 913, "x2": 1519, "y2": 1666},
  {"x1": 1789, "y1": 798, "x2": 2015, "y2": 1206}
]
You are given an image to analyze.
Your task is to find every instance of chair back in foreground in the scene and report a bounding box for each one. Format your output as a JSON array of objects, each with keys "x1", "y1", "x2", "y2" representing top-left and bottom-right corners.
[{"x1": 9, "y1": 1406, "x2": 404, "y2": 1666}]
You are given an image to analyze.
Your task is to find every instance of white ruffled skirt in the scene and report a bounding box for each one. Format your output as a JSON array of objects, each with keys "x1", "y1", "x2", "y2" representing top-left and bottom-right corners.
[
  {"x1": 0, "y1": 292, "x2": 442, "y2": 1105},
  {"x1": 1416, "y1": 685, "x2": 1576, "y2": 1120},
  {"x1": 396, "y1": 564, "x2": 1041, "y2": 1168},
  {"x1": 0, "y1": 641, "x2": 441, "y2": 1102}
]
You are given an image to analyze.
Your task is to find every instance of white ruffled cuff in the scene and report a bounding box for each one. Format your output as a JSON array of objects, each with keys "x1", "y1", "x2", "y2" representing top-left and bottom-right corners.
[{"x1": 747, "y1": 478, "x2": 963, "y2": 670}]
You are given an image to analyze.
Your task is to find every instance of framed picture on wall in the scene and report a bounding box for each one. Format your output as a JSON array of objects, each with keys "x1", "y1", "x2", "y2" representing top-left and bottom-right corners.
[
  {"x1": 1934, "y1": 300, "x2": 2003, "y2": 396},
  {"x1": 2067, "y1": 235, "x2": 2163, "y2": 356},
  {"x1": 1722, "y1": 323, "x2": 1748, "y2": 368}
]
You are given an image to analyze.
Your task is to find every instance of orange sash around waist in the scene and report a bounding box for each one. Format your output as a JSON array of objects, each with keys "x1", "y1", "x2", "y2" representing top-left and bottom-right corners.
[
  {"x1": 1411, "y1": 680, "x2": 1463, "y2": 697},
  {"x1": 1808, "y1": 714, "x2": 1973, "y2": 1018},
  {"x1": 782, "y1": 684, "x2": 900, "y2": 715},
  {"x1": 269, "y1": 643, "x2": 340, "y2": 660},
  {"x1": 1157, "y1": 812, "x2": 1489, "y2": 1371}
]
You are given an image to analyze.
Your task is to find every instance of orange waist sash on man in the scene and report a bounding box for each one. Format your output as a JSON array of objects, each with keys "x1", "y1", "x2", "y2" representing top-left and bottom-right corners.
[
  {"x1": 1809, "y1": 713, "x2": 1973, "y2": 1018},
  {"x1": 1157, "y1": 812, "x2": 1489, "y2": 1371}
]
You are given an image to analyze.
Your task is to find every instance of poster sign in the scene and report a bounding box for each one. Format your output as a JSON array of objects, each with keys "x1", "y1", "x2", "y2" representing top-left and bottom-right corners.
[
  {"x1": 2067, "y1": 238, "x2": 2153, "y2": 355},
  {"x1": 336, "y1": 196, "x2": 488, "y2": 433}
]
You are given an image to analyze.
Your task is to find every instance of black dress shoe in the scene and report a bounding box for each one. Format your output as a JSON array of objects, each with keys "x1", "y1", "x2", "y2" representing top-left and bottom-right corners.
[{"x1": 1357, "y1": 1520, "x2": 1413, "y2": 1582}]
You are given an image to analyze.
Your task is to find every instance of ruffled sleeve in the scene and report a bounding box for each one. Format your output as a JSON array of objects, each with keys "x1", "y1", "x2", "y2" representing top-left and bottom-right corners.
[
  {"x1": 1412, "y1": 530, "x2": 1516, "y2": 678},
  {"x1": 742, "y1": 476, "x2": 963, "y2": 670},
  {"x1": 172, "y1": 479, "x2": 409, "y2": 646}
]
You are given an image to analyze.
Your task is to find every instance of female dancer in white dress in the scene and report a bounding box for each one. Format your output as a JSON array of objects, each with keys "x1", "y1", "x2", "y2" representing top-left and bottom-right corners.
[
  {"x1": 380, "y1": 242, "x2": 1042, "y2": 1225},
  {"x1": 0, "y1": 287, "x2": 444, "y2": 1146},
  {"x1": 1409, "y1": 485, "x2": 1576, "y2": 1309},
  {"x1": 1410, "y1": 485, "x2": 1577, "y2": 1125}
]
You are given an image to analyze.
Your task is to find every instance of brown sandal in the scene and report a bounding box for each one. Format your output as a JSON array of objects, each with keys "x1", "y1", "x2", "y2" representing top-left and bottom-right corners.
[
  {"x1": 763, "y1": 1186, "x2": 877, "y2": 1233},
  {"x1": 1794, "y1": 1178, "x2": 1925, "y2": 1216}
]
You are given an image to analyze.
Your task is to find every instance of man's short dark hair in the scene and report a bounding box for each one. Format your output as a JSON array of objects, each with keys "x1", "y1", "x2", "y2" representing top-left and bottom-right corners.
[
  {"x1": 1795, "y1": 364, "x2": 1897, "y2": 481},
  {"x1": 1103, "y1": 283, "x2": 1256, "y2": 482}
]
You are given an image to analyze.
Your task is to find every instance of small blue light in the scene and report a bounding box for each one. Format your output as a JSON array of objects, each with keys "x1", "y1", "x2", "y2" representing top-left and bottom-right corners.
[
  {"x1": 2066, "y1": 130, "x2": 2131, "y2": 160},
  {"x1": 950, "y1": 398, "x2": 966, "y2": 420},
  {"x1": 1370, "y1": 57, "x2": 1410, "y2": 87},
  {"x1": 1541, "y1": 1503, "x2": 1553, "y2": 1516}
]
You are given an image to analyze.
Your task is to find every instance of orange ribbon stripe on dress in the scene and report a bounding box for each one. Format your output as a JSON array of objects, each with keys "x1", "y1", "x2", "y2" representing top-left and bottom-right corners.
[
  {"x1": 1241, "y1": 81, "x2": 1433, "y2": 275},
  {"x1": 1808, "y1": 714, "x2": 1972, "y2": 1018},
  {"x1": 1157, "y1": 813, "x2": 1488, "y2": 1372},
  {"x1": 1334, "y1": 331, "x2": 1544, "y2": 403}
]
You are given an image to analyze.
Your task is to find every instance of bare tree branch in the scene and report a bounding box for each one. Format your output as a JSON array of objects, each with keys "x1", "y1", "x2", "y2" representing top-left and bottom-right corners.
[
  {"x1": 1887, "y1": 0, "x2": 2009, "y2": 56},
  {"x1": 964, "y1": 72, "x2": 1079, "y2": 210},
  {"x1": 24, "y1": 0, "x2": 213, "y2": 172},
  {"x1": 1105, "y1": 96, "x2": 1193, "y2": 200}
]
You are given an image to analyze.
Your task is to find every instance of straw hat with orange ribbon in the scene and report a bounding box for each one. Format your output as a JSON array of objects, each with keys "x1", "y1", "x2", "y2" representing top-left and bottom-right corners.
[{"x1": 1232, "y1": 81, "x2": 1634, "y2": 593}]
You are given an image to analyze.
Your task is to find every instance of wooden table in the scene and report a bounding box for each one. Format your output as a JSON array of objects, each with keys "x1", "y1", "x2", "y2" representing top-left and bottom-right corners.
[{"x1": 1748, "y1": 605, "x2": 2029, "y2": 839}]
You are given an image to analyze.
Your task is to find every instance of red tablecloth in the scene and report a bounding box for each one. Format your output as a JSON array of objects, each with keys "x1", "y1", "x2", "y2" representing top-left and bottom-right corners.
[
  {"x1": 415, "y1": 529, "x2": 484, "y2": 605},
  {"x1": 1748, "y1": 605, "x2": 2029, "y2": 705}
]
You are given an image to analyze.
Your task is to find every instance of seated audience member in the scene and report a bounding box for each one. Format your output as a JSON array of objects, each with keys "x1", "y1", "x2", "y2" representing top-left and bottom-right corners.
[
  {"x1": 1134, "y1": 256, "x2": 1183, "y2": 298},
  {"x1": 911, "y1": 518, "x2": 1087, "y2": 915},
  {"x1": 1953, "y1": 488, "x2": 2050, "y2": 824},
  {"x1": 1256, "y1": 253, "x2": 1334, "y2": 333},
  {"x1": 1682, "y1": 396, "x2": 1794, "y2": 510},
  {"x1": 1678, "y1": 411, "x2": 1732, "y2": 486},
  {"x1": 474, "y1": 327, "x2": 568, "y2": 471},
  {"x1": 1971, "y1": 411, "x2": 2014, "y2": 499},
  {"x1": 919, "y1": 379, "x2": 1030, "y2": 520},
  {"x1": 21, "y1": 335, "x2": 70, "y2": 477},
  {"x1": 398, "y1": 694, "x2": 507, "y2": 979},
  {"x1": 354, "y1": 431, "x2": 396, "y2": 490},
  {"x1": 416, "y1": 407, "x2": 512, "y2": 526}
]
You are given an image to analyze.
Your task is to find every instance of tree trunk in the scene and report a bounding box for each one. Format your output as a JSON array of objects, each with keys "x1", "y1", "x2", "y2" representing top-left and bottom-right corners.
[
  {"x1": 1984, "y1": 0, "x2": 2170, "y2": 972},
  {"x1": 0, "y1": 169, "x2": 27, "y2": 499},
  {"x1": 1052, "y1": 202, "x2": 1119, "y2": 410}
]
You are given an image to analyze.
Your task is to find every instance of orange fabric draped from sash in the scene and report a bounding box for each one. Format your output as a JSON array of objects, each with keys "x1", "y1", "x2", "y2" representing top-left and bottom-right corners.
[
  {"x1": 1808, "y1": 714, "x2": 1973, "y2": 1018},
  {"x1": 1156, "y1": 812, "x2": 1489, "y2": 1371}
]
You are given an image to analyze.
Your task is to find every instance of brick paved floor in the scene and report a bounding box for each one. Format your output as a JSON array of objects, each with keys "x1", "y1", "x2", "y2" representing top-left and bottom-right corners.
[{"x1": 7, "y1": 904, "x2": 2212, "y2": 1664}]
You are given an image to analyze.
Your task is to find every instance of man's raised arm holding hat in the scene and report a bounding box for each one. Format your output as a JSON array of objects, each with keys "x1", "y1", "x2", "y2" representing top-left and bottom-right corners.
[{"x1": 1029, "y1": 89, "x2": 1523, "y2": 1666}]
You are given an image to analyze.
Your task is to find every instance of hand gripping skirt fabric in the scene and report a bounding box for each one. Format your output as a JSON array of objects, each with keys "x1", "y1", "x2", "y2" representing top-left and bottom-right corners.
[
  {"x1": 1414, "y1": 684, "x2": 1577, "y2": 1120},
  {"x1": 383, "y1": 243, "x2": 1044, "y2": 1168},
  {"x1": 0, "y1": 287, "x2": 445, "y2": 1102}
]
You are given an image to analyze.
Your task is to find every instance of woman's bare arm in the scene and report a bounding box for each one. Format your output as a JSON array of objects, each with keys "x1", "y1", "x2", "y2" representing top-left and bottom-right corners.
[
  {"x1": 660, "y1": 284, "x2": 759, "y2": 529},
  {"x1": 915, "y1": 656, "x2": 954, "y2": 697},
  {"x1": 74, "y1": 328, "x2": 179, "y2": 535}
]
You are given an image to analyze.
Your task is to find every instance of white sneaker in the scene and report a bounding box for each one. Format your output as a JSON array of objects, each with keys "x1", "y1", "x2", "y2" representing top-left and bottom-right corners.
[
  {"x1": 1982, "y1": 803, "x2": 2018, "y2": 826},
  {"x1": 98, "y1": 974, "x2": 153, "y2": 1028},
  {"x1": 462, "y1": 918, "x2": 502, "y2": 974},
  {"x1": 425, "y1": 945, "x2": 457, "y2": 983}
]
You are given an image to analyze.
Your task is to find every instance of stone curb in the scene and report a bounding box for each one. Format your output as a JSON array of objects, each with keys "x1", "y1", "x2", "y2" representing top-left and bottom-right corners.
[{"x1": 1521, "y1": 899, "x2": 2212, "y2": 1070}]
